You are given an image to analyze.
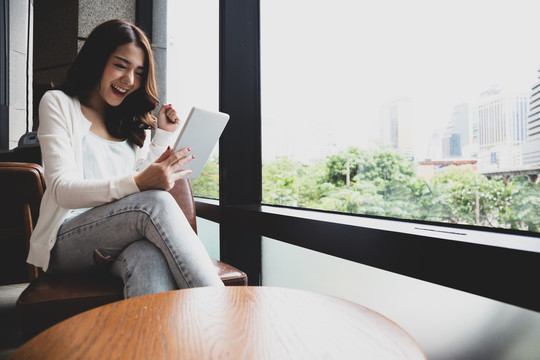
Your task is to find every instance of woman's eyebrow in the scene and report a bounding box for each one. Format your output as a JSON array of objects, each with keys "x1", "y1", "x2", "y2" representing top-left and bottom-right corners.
[{"x1": 113, "y1": 55, "x2": 144, "y2": 69}]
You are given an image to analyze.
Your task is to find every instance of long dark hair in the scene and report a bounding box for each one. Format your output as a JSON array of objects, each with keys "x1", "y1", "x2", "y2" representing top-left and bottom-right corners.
[{"x1": 60, "y1": 19, "x2": 158, "y2": 147}]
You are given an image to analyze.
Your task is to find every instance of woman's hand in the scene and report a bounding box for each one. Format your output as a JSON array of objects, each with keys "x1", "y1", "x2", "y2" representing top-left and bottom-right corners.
[
  {"x1": 133, "y1": 146, "x2": 194, "y2": 191},
  {"x1": 157, "y1": 104, "x2": 181, "y2": 133}
]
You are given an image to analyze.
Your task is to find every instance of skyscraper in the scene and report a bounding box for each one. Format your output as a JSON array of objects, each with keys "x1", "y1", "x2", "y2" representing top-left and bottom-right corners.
[
  {"x1": 379, "y1": 97, "x2": 415, "y2": 159},
  {"x1": 523, "y1": 67, "x2": 540, "y2": 166},
  {"x1": 442, "y1": 103, "x2": 469, "y2": 158},
  {"x1": 470, "y1": 87, "x2": 529, "y2": 173}
]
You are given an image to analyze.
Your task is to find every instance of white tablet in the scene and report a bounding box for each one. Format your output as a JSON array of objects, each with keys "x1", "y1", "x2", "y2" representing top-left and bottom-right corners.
[{"x1": 172, "y1": 107, "x2": 230, "y2": 179}]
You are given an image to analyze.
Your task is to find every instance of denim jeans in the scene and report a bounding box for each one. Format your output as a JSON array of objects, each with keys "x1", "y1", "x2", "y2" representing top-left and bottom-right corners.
[{"x1": 47, "y1": 190, "x2": 224, "y2": 298}]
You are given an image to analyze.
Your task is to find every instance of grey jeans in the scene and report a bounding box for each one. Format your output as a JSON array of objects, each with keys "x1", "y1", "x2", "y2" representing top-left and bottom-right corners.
[{"x1": 47, "y1": 190, "x2": 224, "y2": 298}]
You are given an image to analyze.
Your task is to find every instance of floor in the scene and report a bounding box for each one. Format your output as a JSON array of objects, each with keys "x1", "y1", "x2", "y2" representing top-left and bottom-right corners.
[{"x1": 0, "y1": 284, "x2": 27, "y2": 360}]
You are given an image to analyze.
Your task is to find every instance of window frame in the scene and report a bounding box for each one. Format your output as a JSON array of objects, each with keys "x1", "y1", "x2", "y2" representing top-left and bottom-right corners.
[
  {"x1": 200, "y1": 0, "x2": 540, "y2": 312},
  {"x1": 1, "y1": 0, "x2": 9, "y2": 150}
]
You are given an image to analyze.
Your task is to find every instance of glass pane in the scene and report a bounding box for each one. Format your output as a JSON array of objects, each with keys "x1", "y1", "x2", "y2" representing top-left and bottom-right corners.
[
  {"x1": 261, "y1": 0, "x2": 540, "y2": 234},
  {"x1": 167, "y1": 0, "x2": 219, "y2": 198},
  {"x1": 262, "y1": 237, "x2": 540, "y2": 359}
]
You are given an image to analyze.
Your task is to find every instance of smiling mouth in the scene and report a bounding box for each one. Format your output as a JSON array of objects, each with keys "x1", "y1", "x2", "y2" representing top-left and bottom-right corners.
[{"x1": 111, "y1": 84, "x2": 129, "y2": 96}]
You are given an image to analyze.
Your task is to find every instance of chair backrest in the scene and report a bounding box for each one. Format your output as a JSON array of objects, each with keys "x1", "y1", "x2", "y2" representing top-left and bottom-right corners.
[
  {"x1": 0, "y1": 162, "x2": 45, "y2": 284},
  {"x1": 169, "y1": 179, "x2": 198, "y2": 234}
]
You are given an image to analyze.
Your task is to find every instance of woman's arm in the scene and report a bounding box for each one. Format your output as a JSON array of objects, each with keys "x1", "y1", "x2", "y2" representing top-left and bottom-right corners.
[
  {"x1": 133, "y1": 104, "x2": 195, "y2": 191},
  {"x1": 134, "y1": 104, "x2": 181, "y2": 171},
  {"x1": 134, "y1": 127, "x2": 177, "y2": 171},
  {"x1": 38, "y1": 91, "x2": 139, "y2": 209}
]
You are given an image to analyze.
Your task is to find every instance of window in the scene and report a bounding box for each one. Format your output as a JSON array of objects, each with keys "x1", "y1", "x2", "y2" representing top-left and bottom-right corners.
[
  {"x1": 260, "y1": 0, "x2": 540, "y2": 234},
  {"x1": 193, "y1": 0, "x2": 540, "y2": 314},
  {"x1": 167, "y1": 0, "x2": 220, "y2": 198}
]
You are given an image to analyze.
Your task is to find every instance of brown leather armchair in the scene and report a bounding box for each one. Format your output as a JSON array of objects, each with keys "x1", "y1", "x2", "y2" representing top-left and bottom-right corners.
[
  {"x1": 0, "y1": 162, "x2": 246, "y2": 341},
  {"x1": 0, "y1": 162, "x2": 43, "y2": 285}
]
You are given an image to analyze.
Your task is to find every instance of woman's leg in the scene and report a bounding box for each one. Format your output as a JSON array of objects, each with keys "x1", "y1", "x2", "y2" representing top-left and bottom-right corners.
[
  {"x1": 110, "y1": 240, "x2": 177, "y2": 298},
  {"x1": 47, "y1": 190, "x2": 224, "y2": 289}
]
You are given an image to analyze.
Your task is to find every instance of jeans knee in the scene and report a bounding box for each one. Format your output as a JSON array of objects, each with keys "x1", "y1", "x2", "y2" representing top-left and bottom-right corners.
[
  {"x1": 143, "y1": 190, "x2": 179, "y2": 214},
  {"x1": 120, "y1": 239, "x2": 160, "y2": 263}
]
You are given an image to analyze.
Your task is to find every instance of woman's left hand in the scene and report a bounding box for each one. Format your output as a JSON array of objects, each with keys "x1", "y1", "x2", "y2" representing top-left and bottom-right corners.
[{"x1": 157, "y1": 104, "x2": 181, "y2": 133}]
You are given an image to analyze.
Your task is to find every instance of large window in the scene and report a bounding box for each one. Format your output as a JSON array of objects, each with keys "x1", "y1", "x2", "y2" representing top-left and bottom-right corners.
[
  {"x1": 260, "y1": 0, "x2": 540, "y2": 234},
  {"x1": 167, "y1": 0, "x2": 220, "y2": 198},
  {"x1": 189, "y1": 0, "x2": 540, "y2": 315}
]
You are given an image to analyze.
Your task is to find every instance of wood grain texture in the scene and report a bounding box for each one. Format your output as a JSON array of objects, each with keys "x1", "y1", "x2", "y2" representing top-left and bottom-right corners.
[{"x1": 9, "y1": 286, "x2": 426, "y2": 360}]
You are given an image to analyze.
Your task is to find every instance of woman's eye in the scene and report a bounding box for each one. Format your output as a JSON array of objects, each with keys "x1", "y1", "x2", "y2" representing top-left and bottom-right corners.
[
  {"x1": 115, "y1": 64, "x2": 127, "y2": 70},
  {"x1": 135, "y1": 72, "x2": 144, "y2": 78}
]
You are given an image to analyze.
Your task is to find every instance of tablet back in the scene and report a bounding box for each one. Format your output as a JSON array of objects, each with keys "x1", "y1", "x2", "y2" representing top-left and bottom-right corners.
[{"x1": 172, "y1": 107, "x2": 230, "y2": 179}]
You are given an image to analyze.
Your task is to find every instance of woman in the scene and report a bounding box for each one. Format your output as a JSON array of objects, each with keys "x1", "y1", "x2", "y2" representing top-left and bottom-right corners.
[{"x1": 27, "y1": 19, "x2": 224, "y2": 298}]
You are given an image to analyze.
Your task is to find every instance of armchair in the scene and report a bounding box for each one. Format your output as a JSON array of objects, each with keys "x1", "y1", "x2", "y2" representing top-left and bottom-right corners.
[{"x1": 0, "y1": 162, "x2": 246, "y2": 341}]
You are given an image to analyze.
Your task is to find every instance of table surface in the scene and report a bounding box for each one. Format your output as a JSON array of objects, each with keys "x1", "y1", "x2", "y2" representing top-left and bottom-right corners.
[{"x1": 10, "y1": 286, "x2": 426, "y2": 360}]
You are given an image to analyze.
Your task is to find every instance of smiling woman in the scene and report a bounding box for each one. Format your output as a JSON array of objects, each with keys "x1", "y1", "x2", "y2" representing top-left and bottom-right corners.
[
  {"x1": 59, "y1": 19, "x2": 158, "y2": 147},
  {"x1": 99, "y1": 46, "x2": 145, "y2": 105},
  {"x1": 83, "y1": 43, "x2": 145, "y2": 140},
  {"x1": 27, "y1": 19, "x2": 224, "y2": 300}
]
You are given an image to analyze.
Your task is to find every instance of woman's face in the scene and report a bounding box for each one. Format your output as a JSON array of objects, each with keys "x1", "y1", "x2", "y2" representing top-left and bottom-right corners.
[{"x1": 98, "y1": 42, "x2": 145, "y2": 107}]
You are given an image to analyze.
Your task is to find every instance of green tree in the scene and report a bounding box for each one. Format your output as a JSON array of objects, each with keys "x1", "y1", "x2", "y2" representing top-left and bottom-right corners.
[
  {"x1": 354, "y1": 146, "x2": 416, "y2": 203},
  {"x1": 325, "y1": 147, "x2": 361, "y2": 187},
  {"x1": 428, "y1": 166, "x2": 513, "y2": 227},
  {"x1": 504, "y1": 175, "x2": 540, "y2": 232},
  {"x1": 262, "y1": 156, "x2": 303, "y2": 206},
  {"x1": 191, "y1": 155, "x2": 219, "y2": 198},
  {"x1": 321, "y1": 146, "x2": 417, "y2": 217},
  {"x1": 257, "y1": 147, "x2": 539, "y2": 234}
]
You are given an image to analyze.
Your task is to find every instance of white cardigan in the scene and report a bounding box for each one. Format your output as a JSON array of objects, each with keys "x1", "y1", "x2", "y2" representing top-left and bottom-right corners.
[{"x1": 28, "y1": 90, "x2": 176, "y2": 271}]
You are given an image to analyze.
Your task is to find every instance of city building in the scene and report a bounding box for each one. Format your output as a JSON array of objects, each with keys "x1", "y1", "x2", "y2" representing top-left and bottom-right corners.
[
  {"x1": 424, "y1": 128, "x2": 444, "y2": 160},
  {"x1": 523, "y1": 66, "x2": 540, "y2": 166},
  {"x1": 379, "y1": 97, "x2": 415, "y2": 159},
  {"x1": 442, "y1": 103, "x2": 469, "y2": 158},
  {"x1": 470, "y1": 87, "x2": 529, "y2": 173}
]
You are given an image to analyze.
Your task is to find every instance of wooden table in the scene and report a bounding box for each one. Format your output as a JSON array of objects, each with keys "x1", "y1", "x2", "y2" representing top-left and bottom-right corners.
[{"x1": 9, "y1": 286, "x2": 425, "y2": 359}]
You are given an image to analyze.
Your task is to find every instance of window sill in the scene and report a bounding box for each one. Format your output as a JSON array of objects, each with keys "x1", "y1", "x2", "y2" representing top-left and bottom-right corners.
[
  {"x1": 195, "y1": 197, "x2": 540, "y2": 253},
  {"x1": 195, "y1": 197, "x2": 540, "y2": 312}
]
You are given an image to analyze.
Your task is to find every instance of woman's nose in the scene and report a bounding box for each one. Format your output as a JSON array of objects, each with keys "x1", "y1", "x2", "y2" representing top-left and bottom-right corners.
[{"x1": 121, "y1": 72, "x2": 134, "y2": 85}]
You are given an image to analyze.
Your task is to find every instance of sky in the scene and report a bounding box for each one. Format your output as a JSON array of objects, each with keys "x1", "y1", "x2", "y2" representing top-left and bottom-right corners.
[
  {"x1": 167, "y1": 0, "x2": 219, "y2": 117},
  {"x1": 260, "y1": 0, "x2": 540, "y2": 161},
  {"x1": 167, "y1": 0, "x2": 540, "y2": 162}
]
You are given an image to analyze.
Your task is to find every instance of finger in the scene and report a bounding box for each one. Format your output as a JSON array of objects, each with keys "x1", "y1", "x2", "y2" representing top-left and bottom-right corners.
[
  {"x1": 158, "y1": 104, "x2": 168, "y2": 116},
  {"x1": 172, "y1": 154, "x2": 195, "y2": 172},
  {"x1": 165, "y1": 147, "x2": 191, "y2": 166},
  {"x1": 166, "y1": 109, "x2": 178, "y2": 123},
  {"x1": 169, "y1": 153, "x2": 194, "y2": 172},
  {"x1": 173, "y1": 169, "x2": 193, "y2": 180},
  {"x1": 155, "y1": 146, "x2": 172, "y2": 163}
]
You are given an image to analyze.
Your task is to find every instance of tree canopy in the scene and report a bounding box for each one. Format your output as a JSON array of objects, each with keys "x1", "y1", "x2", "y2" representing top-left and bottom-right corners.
[{"x1": 192, "y1": 147, "x2": 539, "y2": 233}]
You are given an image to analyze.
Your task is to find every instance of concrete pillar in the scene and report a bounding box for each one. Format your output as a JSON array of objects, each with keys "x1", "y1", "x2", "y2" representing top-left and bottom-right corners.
[
  {"x1": 78, "y1": 0, "x2": 136, "y2": 45},
  {"x1": 152, "y1": 0, "x2": 167, "y2": 105},
  {"x1": 8, "y1": 0, "x2": 33, "y2": 149}
]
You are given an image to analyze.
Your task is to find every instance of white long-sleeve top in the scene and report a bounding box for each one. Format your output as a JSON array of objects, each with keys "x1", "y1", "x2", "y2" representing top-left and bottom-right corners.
[{"x1": 27, "y1": 90, "x2": 176, "y2": 271}]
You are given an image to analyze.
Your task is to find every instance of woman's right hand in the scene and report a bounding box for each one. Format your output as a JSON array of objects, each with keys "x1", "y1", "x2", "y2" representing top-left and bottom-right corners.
[{"x1": 133, "y1": 146, "x2": 194, "y2": 191}]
